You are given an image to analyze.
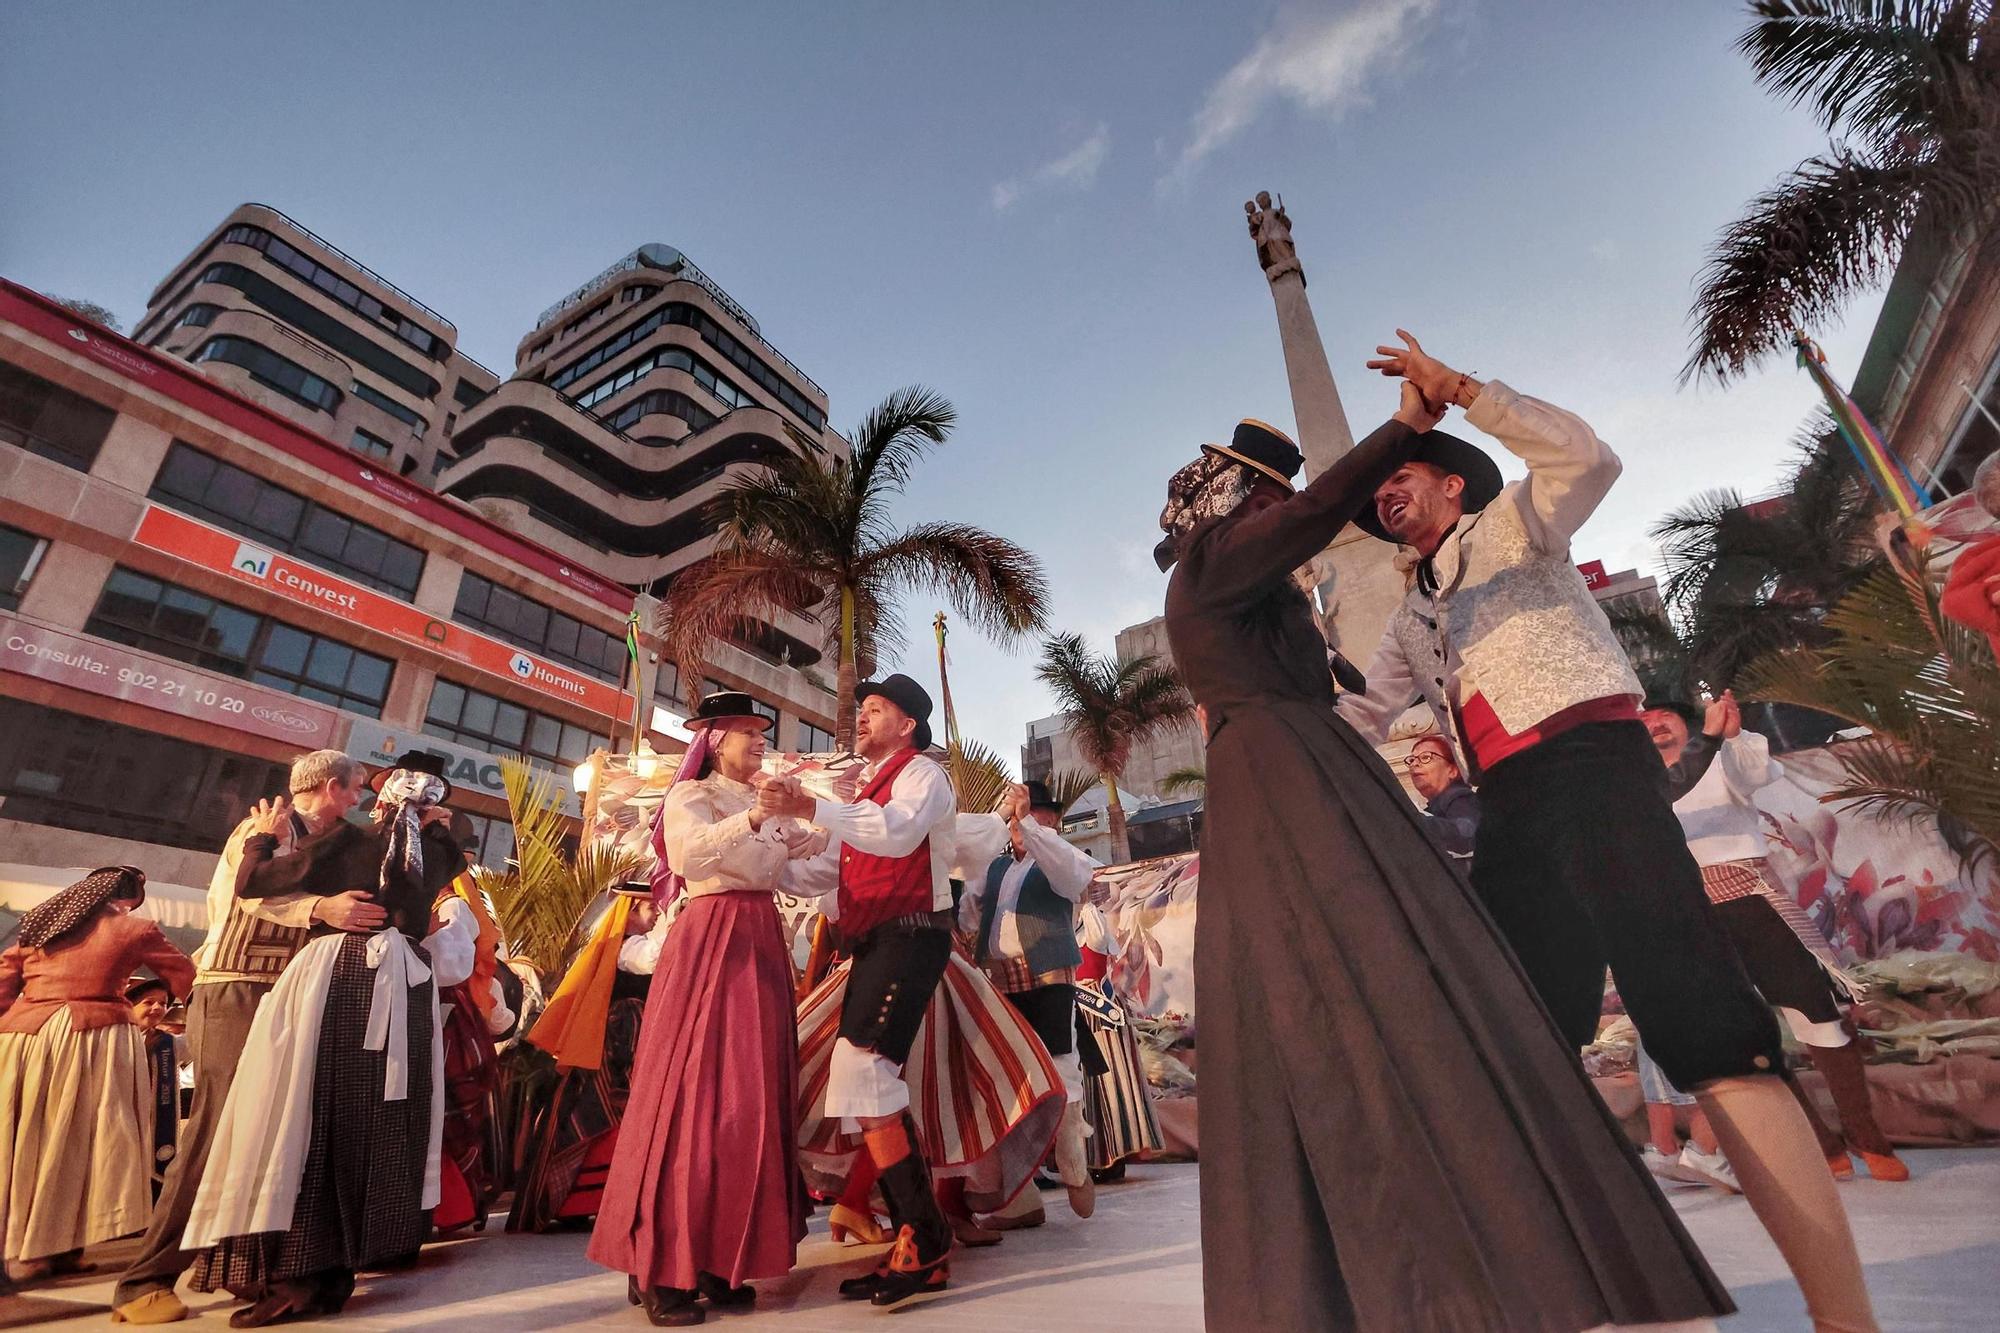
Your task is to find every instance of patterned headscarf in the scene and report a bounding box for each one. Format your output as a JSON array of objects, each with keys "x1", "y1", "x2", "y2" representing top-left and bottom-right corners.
[
  {"x1": 19, "y1": 866, "x2": 146, "y2": 949},
  {"x1": 375, "y1": 768, "x2": 446, "y2": 899},
  {"x1": 1154, "y1": 452, "x2": 1257, "y2": 571}
]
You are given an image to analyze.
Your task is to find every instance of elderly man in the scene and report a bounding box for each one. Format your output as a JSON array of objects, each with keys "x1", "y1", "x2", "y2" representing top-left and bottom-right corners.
[
  {"x1": 110, "y1": 749, "x2": 381, "y2": 1326},
  {"x1": 762, "y1": 674, "x2": 961, "y2": 1308},
  {"x1": 1337, "y1": 332, "x2": 1876, "y2": 1333},
  {"x1": 1403, "y1": 735, "x2": 1478, "y2": 860}
]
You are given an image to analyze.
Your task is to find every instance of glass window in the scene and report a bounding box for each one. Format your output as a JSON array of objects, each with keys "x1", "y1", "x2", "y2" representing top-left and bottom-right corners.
[
  {"x1": 0, "y1": 524, "x2": 48, "y2": 612},
  {"x1": 0, "y1": 696, "x2": 292, "y2": 855},
  {"x1": 422, "y1": 679, "x2": 600, "y2": 771},
  {"x1": 351, "y1": 380, "x2": 427, "y2": 432},
  {"x1": 149, "y1": 443, "x2": 425, "y2": 599},
  {"x1": 351, "y1": 428, "x2": 395, "y2": 460},
  {"x1": 81, "y1": 567, "x2": 391, "y2": 715},
  {"x1": 218, "y1": 224, "x2": 444, "y2": 361},
  {"x1": 798, "y1": 721, "x2": 837, "y2": 754},
  {"x1": 0, "y1": 362, "x2": 118, "y2": 472},
  {"x1": 449, "y1": 572, "x2": 625, "y2": 684},
  {"x1": 191, "y1": 336, "x2": 341, "y2": 413},
  {"x1": 427, "y1": 679, "x2": 465, "y2": 726}
]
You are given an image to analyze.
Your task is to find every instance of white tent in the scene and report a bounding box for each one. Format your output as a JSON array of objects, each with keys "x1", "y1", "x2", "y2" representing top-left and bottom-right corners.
[{"x1": 0, "y1": 862, "x2": 208, "y2": 956}]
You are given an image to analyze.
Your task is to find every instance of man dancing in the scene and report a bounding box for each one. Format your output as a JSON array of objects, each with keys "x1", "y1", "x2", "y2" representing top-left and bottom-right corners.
[
  {"x1": 957, "y1": 780, "x2": 1103, "y2": 1225},
  {"x1": 760, "y1": 674, "x2": 961, "y2": 1308},
  {"x1": 1337, "y1": 332, "x2": 1875, "y2": 1332}
]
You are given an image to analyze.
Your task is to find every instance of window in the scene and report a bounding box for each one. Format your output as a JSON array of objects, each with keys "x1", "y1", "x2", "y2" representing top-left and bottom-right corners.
[
  {"x1": 350, "y1": 428, "x2": 395, "y2": 461},
  {"x1": 423, "y1": 679, "x2": 606, "y2": 769},
  {"x1": 176, "y1": 303, "x2": 221, "y2": 329},
  {"x1": 192, "y1": 336, "x2": 341, "y2": 413},
  {"x1": 192, "y1": 263, "x2": 440, "y2": 399},
  {"x1": 603, "y1": 388, "x2": 717, "y2": 437},
  {"x1": 0, "y1": 524, "x2": 48, "y2": 611},
  {"x1": 221, "y1": 223, "x2": 443, "y2": 359},
  {"x1": 542, "y1": 302, "x2": 826, "y2": 430},
  {"x1": 85, "y1": 567, "x2": 395, "y2": 716},
  {"x1": 351, "y1": 380, "x2": 427, "y2": 433},
  {"x1": 0, "y1": 362, "x2": 117, "y2": 472},
  {"x1": 452, "y1": 379, "x2": 491, "y2": 410},
  {"x1": 150, "y1": 442, "x2": 426, "y2": 598},
  {"x1": 798, "y1": 721, "x2": 837, "y2": 754},
  {"x1": 452, "y1": 571, "x2": 627, "y2": 683},
  {"x1": 621, "y1": 285, "x2": 659, "y2": 305},
  {"x1": 569, "y1": 344, "x2": 758, "y2": 416},
  {"x1": 453, "y1": 811, "x2": 517, "y2": 872},
  {"x1": 0, "y1": 695, "x2": 291, "y2": 854}
]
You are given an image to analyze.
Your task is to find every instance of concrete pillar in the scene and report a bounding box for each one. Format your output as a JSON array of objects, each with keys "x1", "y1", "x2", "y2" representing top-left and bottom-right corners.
[
  {"x1": 89, "y1": 414, "x2": 174, "y2": 494},
  {"x1": 413, "y1": 551, "x2": 463, "y2": 619},
  {"x1": 382, "y1": 660, "x2": 437, "y2": 731},
  {"x1": 16, "y1": 542, "x2": 115, "y2": 630},
  {"x1": 1268, "y1": 270, "x2": 1356, "y2": 481}
]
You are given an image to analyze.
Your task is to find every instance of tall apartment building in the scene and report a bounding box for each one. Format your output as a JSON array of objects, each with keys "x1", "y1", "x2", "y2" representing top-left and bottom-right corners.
[{"x1": 2, "y1": 208, "x2": 841, "y2": 880}]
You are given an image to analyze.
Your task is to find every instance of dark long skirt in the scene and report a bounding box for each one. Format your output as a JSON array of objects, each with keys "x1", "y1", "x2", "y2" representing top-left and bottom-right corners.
[
  {"x1": 506, "y1": 995, "x2": 645, "y2": 1231},
  {"x1": 1196, "y1": 698, "x2": 1731, "y2": 1332},
  {"x1": 190, "y1": 935, "x2": 435, "y2": 1296}
]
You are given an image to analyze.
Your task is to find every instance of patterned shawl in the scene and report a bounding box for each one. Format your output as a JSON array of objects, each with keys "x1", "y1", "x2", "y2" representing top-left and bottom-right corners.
[{"x1": 18, "y1": 865, "x2": 146, "y2": 949}]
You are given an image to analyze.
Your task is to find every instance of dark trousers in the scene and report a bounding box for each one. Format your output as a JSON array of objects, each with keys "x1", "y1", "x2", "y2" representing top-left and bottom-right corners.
[
  {"x1": 112, "y1": 981, "x2": 269, "y2": 1305},
  {"x1": 1470, "y1": 721, "x2": 1783, "y2": 1090},
  {"x1": 1001, "y1": 983, "x2": 1075, "y2": 1057},
  {"x1": 836, "y1": 922, "x2": 952, "y2": 1067}
]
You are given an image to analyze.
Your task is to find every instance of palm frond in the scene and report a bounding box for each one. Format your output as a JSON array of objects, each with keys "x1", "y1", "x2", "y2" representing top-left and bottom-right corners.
[
  {"x1": 867, "y1": 522, "x2": 1049, "y2": 642},
  {"x1": 1033, "y1": 631, "x2": 1195, "y2": 783},
  {"x1": 1158, "y1": 764, "x2": 1207, "y2": 797},
  {"x1": 847, "y1": 385, "x2": 956, "y2": 498},
  {"x1": 1685, "y1": 150, "x2": 1937, "y2": 382},
  {"x1": 947, "y1": 737, "x2": 1015, "y2": 813},
  {"x1": 1043, "y1": 767, "x2": 1100, "y2": 815},
  {"x1": 485, "y1": 756, "x2": 648, "y2": 978},
  {"x1": 1740, "y1": 0, "x2": 1974, "y2": 151},
  {"x1": 660, "y1": 550, "x2": 825, "y2": 694}
]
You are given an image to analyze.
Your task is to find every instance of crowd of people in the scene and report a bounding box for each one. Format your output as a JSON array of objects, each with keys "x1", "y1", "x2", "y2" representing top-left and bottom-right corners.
[{"x1": 0, "y1": 326, "x2": 1940, "y2": 1332}]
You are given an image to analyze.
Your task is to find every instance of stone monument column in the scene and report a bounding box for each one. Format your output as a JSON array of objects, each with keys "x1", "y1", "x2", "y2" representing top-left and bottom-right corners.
[{"x1": 1246, "y1": 191, "x2": 1408, "y2": 663}]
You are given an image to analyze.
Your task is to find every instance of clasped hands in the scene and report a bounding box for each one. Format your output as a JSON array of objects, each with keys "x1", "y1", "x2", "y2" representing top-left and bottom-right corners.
[
  {"x1": 1368, "y1": 329, "x2": 1483, "y2": 434},
  {"x1": 750, "y1": 771, "x2": 826, "y2": 827}
]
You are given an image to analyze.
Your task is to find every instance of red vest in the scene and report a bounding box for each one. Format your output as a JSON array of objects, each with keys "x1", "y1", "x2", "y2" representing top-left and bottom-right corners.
[{"x1": 837, "y1": 746, "x2": 937, "y2": 939}]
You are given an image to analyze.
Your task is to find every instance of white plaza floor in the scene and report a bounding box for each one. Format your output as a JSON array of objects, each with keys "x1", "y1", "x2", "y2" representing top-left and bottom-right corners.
[{"x1": 10, "y1": 1150, "x2": 1996, "y2": 1331}]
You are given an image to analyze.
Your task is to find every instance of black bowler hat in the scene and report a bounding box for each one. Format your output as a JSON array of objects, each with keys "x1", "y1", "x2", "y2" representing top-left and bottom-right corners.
[
  {"x1": 370, "y1": 749, "x2": 454, "y2": 802},
  {"x1": 1203, "y1": 418, "x2": 1304, "y2": 493},
  {"x1": 686, "y1": 690, "x2": 772, "y2": 732},
  {"x1": 854, "y1": 673, "x2": 934, "y2": 752},
  {"x1": 1352, "y1": 431, "x2": 1506, "y2": 543},
  {"x1": 1023, "y1": 780, "x2": 1065, "y2": 815}
]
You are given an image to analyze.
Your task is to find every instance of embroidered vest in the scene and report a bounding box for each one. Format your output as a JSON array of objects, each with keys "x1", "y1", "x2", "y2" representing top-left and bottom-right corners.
[
  {"x1": 836, "y1": 747, "x2": 937, "y2": 939},
  {"x1": 975, "y1": 854, "x2": 1082, "y2": 983},
  {"x1": 199, "y1": 812, "x2": 314, "y2": 985}
]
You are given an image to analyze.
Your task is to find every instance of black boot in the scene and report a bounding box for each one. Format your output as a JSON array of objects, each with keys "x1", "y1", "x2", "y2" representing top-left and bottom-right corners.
[
  {"x1": 695, "y1": 1272, "x2": 755, "y2": 1308},
  {"x1": 867, "y1": 1118, "x2": 953, "y2": 1308}
]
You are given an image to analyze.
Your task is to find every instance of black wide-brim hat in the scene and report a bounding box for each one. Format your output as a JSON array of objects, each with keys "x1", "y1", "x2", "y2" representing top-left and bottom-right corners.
[
  {"x1": 1023, "y1": 779, "x2": 1064, "y2": 814},
  {"x1": 686, "y1": 690, "x2": 773, "y2": 732},
  {"x1": 370, "y1": 749, "x2": 454, "y2": 802},
  {"x1": 125, "y1": 973, "x2": 171, "y2": 1004},
  {"x1": 1352, "y1": 430, "x2": 1505, "y2": 543},
  {"x1": 1642, "y1": 696, "x2": 1705, "y2": 731},
  {"x1": 1202, "y1": 418, "x2": 1303, "y2": 493},
  {"x1": 855, "y1": 673, "x2": 934, "y2": 752}
]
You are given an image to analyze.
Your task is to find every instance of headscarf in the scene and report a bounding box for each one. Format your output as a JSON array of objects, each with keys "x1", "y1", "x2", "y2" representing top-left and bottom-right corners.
[
  {"x1": 648, "y1": 727, "x2": 714, "y2": 907},
  {"x1": 375, "y1": 768, "x2": 446, "y2": 899},
  {"x1": 19, "y1": 865, "x2": 146, "y2": 949},
  {"x1": 1154, "y1": 452, "x2": 1256, "y2": 571}
]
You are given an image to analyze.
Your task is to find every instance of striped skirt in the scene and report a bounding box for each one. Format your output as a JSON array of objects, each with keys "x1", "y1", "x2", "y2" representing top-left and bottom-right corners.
[
  {"x1": 1082, "y1": 1011, "x2": 1162, "y2": 1169},
  {"x1": 798, "y1": 952, "x2": 1063, "y2": 1209},
  {"x1": 0, "y1": 1010, "x2": 151, "y2": 1262}
]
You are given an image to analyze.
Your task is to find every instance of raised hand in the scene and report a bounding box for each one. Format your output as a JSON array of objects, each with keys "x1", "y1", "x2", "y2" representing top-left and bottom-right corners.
[
  {"x1": 1394, "y1": 380, "x2": 1446, "y2": 434},
  {"x1": 1366, "y1": 329, "x2": 1479, "y2": 411},
  {"x1": 1720, "y1": 689, "x2": 1744, "y2": 739},
  {"x1": 248, "y1": 796, "x2": 292, "y2": 838}
]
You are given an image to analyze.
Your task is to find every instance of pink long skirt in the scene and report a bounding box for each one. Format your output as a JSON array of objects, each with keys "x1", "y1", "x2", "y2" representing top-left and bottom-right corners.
[{"x1": 587, "y1": 890, "x2": 806, "y2": 1290}]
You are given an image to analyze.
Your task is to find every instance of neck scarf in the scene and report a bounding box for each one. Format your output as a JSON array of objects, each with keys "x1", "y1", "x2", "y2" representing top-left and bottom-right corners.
[
  {"x1": 19, "y1": 866, "x2": 145, "y2": 949},
  {"x1": 376, "y1": 769, "x2": 445, "y2": 899},
  {"x1": 1155, "y1": 454, "x2": 1255, "y2": 570}
]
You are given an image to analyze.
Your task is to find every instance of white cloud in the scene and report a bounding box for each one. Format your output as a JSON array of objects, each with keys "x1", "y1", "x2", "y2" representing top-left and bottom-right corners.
[
  {"x1": 992, "y1": 123, "x2": 1112, "y2": 211},
  {"x1": 1166, "y1": 0, "x2": 1440, "y2": 185}
]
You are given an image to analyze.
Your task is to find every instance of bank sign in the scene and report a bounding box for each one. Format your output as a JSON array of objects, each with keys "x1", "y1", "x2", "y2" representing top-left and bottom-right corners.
[
  {"x1": 0, "y1": 613, "x2": 340, "y2": 746},
  {"x1": 344, "y1": 717, "x2": 581, "y2": 817},
  {"x1": 132, "y1": 505, "x2": 629, "y2": 720}
]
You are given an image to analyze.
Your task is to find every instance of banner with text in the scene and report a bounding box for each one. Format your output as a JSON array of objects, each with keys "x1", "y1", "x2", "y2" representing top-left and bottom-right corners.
[
  {"x1": 344, "y1": 717, "x2": 582, "y2": 818},
  {"x1": 0, "y1": 613, "x2": 340, "y2": 746},
  {"x1": 131, "y1": 505, "x2": 629, "y2": 721}
]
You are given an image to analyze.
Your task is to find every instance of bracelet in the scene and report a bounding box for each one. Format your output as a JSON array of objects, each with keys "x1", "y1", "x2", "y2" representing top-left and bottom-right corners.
[{"x1": 1454, "y1": 371, "x2": 1472, "y2": 407}]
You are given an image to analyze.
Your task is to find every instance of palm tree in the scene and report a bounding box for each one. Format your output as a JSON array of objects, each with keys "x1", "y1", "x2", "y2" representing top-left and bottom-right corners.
[
  {"x1": 1741, "y1": 547, "x2": 2000, "y2": 866},
  {"x1": 1042, "y1": 766, "x2": 1101, "y2": 817},
  {"x1": 1157, "y1": 765, "x2": 1207, "y2": 798},
  {"x1": 663, "y1": 387, "x2": 1047, "y2": 747},
  {"x1": 477, "y1": 756, "x2": 647, "y2": 980},
  {"x1": 947, "y1": 737, "x2": 1015, "y2": 814},
  {"x1": 1034, "y1": 632, "x2": 1196, "y2": 864},
  {"x1": 1652, "y1": 422, "x2": 1882, "y2": 690},
  {"x1": 1685, "y1": 1, "x2": 2000, "y2": 382}
]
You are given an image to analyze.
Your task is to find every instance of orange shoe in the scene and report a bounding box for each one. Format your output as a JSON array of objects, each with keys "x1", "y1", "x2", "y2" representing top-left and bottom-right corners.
[
  {"x1": 1857, "y1": 1150, "x2": 1909, "y2": 1182},
  {"x1": 1827, "y1": 1151, "x2": 1854, "y2": 1180}
]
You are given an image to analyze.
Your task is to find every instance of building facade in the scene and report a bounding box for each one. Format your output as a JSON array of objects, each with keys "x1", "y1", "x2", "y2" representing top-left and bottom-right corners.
[
  {"x1": 3, "y1": 212, "x2": 842, "y2": 877},
  {"x1": 1850, "y1": 221, "x2": 2000, "y2": 499}
]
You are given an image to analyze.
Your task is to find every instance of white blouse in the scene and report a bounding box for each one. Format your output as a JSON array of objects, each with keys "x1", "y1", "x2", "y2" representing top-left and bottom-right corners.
[{"x1": 659, "y1": 772, "x2": 830, "y2": 900}]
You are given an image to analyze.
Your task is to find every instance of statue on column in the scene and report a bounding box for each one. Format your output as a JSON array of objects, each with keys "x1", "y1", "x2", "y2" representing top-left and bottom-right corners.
[{"x1": 1245, "y1": 191, "x2": 1302, "y2": 284}]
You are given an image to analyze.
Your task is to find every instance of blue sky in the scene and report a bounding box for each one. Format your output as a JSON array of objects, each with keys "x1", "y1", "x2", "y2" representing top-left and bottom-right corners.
[{"x1": 0, "y1": 2, "x2": 1886, "y2": 762}]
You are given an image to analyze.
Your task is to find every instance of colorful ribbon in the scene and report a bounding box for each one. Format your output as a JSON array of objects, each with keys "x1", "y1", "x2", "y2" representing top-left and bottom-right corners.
[{"x1": 1794, "y1": 331, "x2": 1929, "y2": 520}]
